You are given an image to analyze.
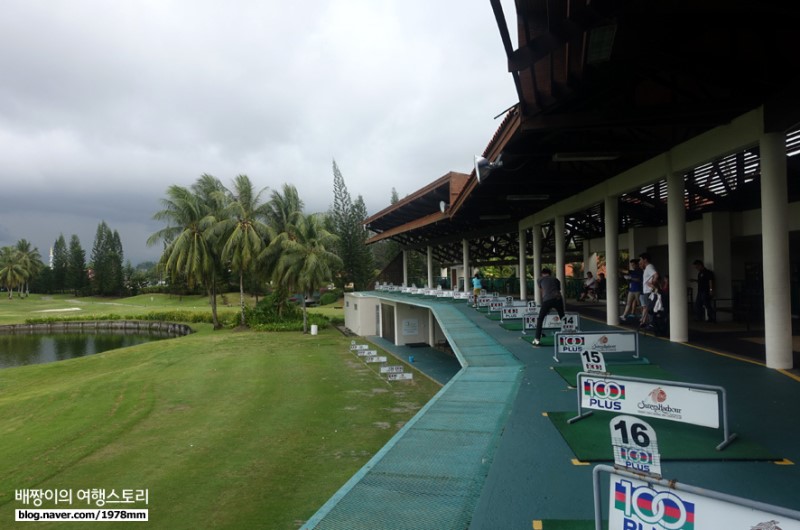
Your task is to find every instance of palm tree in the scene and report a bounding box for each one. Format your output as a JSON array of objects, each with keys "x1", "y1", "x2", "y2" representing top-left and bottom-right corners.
[
  {"x1": 0, "y1": 246, "x2": 26, "y2": 299},
  {"x1": 148, "y1": 182, "x2": 222, "y2": 328},
  {"x1": 191, "y1": 174, "x2": 228, "y2": 325},
  {"x1": 265, "y1": 183, "x2": 304, "y2": 238},
  {"x1": 15, "y1": 239, "x2": 43, "y2": 297},
  {"x1": 219, "y1": 174, "x2": 270, "y2": 327},
  {"x1": 260, "y1": 184, "x2": 305, "y2": 308},
  {"x1": 272, "y1": 213, "x2": 342, "y2": 333}
]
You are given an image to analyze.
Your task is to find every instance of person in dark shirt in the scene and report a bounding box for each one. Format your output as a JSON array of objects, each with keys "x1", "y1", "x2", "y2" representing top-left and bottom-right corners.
[
  {"x1": 532, "y1": 268, "x2": 565, "y2": 346},
  {"x1": 620, "y1": 259, "x2": 643, "y2": 321},
  {"x1": 692, "y1": 260, "x2": 715, "y2": 322}
]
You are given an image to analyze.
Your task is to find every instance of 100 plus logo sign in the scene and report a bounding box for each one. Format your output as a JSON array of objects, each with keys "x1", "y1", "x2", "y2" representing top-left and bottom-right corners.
[
  {"x1": 558, "y1": 335, "x2": 585, "y2": 352},
  {"x1": 583, "y1": 378, "x2": 626, "y2": 410},
  {"x1": 613, "y1": 479, "x2": 695, "y2": 530}
]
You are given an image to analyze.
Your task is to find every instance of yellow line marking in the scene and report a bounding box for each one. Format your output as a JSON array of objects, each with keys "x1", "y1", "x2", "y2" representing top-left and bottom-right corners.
[
  {"x1": 775, "y1": 458, "x2": 795, "y2": 466},
  {"x1": 571, "y1": 458, "x2": 590, "y2": 466},
  {"x1": 778, "y1": 370, "x2": 800, "y2": 383},
  {"x1": 580, "y1": 313, "x2": 800, "y2": 382},
  {"x1": 533, "y1": 521, "x2": 543, "y2": 530}
]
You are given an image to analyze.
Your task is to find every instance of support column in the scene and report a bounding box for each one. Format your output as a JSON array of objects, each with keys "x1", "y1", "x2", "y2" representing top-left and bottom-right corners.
[
  {"x1": 555, "y1": 216, "x2": 566, "y2": 293},
  {"x1": 462, "y1": 239, "x2": 470, "y2": 293},
  {"x1": 667, "y1": 155, "x2": 688, "y2": 342},
  {"x1": 402, "y1": 250, "x2": 408, "y2": 287},
  {"x1": 761, "y1": 131, "x2": 793, "y2": 369},
  {"x1": 518, "y1": 228, "x2": 528, "y2": 300},
  {"x1": 426, "y1": 246, "x2": 434, "y2": 289},
  {"x1": 533, "y1": 224, "x2": 542, "y2": 305},
  {"x1": 702, "y1": 212, "x2": 732, "y2": 320},
  {"x1": 605, "y1": 195, "x2": 620, "y2": 323},
  {"x1": 583, "y1": 240, "x2": 591, "y2": 276}
]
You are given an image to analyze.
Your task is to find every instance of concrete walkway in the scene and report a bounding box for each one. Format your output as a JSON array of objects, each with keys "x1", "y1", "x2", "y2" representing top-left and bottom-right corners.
[{"x1": 301, "y1": 295, "x2": 522, "y2": 530}]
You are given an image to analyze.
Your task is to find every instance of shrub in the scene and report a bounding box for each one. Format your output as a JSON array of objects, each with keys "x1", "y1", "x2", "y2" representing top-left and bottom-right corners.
[
  {"x1": 318, "y1": 288, "x2": 343, "y2": 306},
  {"x1": 245, "y1": 292, "x2": 302, "y2": 327}
]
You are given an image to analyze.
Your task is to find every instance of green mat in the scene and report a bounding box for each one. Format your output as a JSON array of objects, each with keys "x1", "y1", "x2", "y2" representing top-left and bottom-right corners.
[
  {"x1": 521, "y1": 335, "x2": 555, "y2": 346},
  {"x1": 500, "y1": 321, "x2": 523, "y2": 331},
  {"x1": 552, "y1": 362, "x2": 672, "y2": 387},
  {"x1": 484, "y1": 312, "x2": 502, "y2": 321},
  {"x1": 547, "y1": 410, "x2": 781, "y2": 461}
]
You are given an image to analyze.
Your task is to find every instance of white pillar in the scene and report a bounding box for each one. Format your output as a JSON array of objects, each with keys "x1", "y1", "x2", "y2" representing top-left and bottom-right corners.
[
  {"x1": 760, "y1": 131, "x2": 793, "y2": 369},
  {"x1": 462, "y1": 239, "x2": 470, "y2": 293},
  {"x1": 605, "y1": 195, "x2": 619, "y2": 323},
  {"x1": 518, "y1": 228, "x2": 528, "y2": 300},
  {"x1": 533, "y1": 224, "x2": 542, "y2": 305},
  {"x1": 402, "y1": 250, "x2": 408, "y2": 287},
  {"x1": 555, "y1": 216, "x2": 566, "y2": 293},
  {"x1": 426, "y1": 246, "x2": 434, "y2": 289},
  {"x1": 667, "y1": 155, "x2": 688, "y2": 342}
]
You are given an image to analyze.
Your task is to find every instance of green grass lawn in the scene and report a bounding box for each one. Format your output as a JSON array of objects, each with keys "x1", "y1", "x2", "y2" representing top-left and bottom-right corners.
[{"x1": 0, "y1": 295, "x2": 439, "y2": 529}]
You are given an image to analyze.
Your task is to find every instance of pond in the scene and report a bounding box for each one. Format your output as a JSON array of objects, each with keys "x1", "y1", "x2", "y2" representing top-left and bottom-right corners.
[{"x1": 0, "y1": 331, "x2": 175, "y2": 369}]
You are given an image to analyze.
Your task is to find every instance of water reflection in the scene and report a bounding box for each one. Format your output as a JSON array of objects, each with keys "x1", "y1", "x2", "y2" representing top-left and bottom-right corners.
[{"x1": 0, "y1": 331, "x2": 175, "y2": 369}]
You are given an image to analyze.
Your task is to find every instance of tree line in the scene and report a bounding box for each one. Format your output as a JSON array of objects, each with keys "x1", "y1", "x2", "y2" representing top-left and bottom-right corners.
[
  {"x1": 1, "y1": 162, "x2": 402, "y2": 328},
  {"x1": 147, "y1": 161, "x2": 380, "y2": 331},
  {"x1": 0, "y1": 221, "x2": 133, "y2": 299}
]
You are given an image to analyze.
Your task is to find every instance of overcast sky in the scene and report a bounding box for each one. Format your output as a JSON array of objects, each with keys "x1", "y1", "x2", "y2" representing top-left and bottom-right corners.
[{"x1": 0, "y1": 0, "x2": 518, "y2": 265}]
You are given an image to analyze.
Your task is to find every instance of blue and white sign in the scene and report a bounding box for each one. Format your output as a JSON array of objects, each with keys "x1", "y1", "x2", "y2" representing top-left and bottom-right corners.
[{"x1": 608, "y1": 473, "x2": 800, "y2": 530}]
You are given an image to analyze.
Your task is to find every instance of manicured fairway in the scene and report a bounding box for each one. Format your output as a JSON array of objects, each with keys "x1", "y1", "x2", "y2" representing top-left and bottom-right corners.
[{"x1": 0, "y1": 300, "x2": 439, "y2": 529}]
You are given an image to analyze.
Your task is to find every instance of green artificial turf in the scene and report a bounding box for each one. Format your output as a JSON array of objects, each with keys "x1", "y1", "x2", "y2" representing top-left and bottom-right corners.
[
  {"x1": 552, "y1": 362, "x2": 672, "y2": 388},
  {"x1": 547, "y1": 410, "x2": 781, "y2": 462},
  {"x1": 521, "y1": 334, "x2": 555, "y2": 347}
]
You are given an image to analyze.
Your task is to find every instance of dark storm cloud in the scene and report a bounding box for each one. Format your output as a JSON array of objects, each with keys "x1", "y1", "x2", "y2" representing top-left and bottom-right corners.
[{"x1": 0, "y1": 0, "x2": 519, "y2": 264}]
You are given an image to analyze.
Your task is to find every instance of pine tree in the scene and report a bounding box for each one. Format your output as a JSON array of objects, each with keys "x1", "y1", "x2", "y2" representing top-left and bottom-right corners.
[
  {"x1": 90, "y1": 222, "x2": 124, "y2": 296},
  {"x1": 66, "y1": 235, "x2": 87, "y2": 296},
  {"x1": 350, "y1": 195, "x2": 375, "y2": 290},
  {"x1": 52, "y1": 234, "x2": 68, "y2": 293},
  {"x1": 330, "y1": 160, "x2": 374, "y2": 290},
  {"x1": 111, "y1": 230, "x2": 125, "y2": 295},
  {"x1": 90, "y1": 222, "x2": 109, "y2": 295}
]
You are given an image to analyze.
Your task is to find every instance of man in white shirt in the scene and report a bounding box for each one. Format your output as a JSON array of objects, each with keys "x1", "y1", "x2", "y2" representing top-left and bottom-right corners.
[{"x1": 639, "y1": 252, "x2": 658, "y2": 325}]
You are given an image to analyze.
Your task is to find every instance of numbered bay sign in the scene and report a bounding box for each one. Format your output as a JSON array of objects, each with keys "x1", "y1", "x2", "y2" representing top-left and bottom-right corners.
[
  {"x1": 560, "y1": 313, "x2": 579, "y2": 332},
  {"x1": 380, "y1": 365, "x2": 404, "y2": 374},
  {"x1": 357, "y1": 349, "x2": 378, "y2": 357},
  {"x1": 364, "y1": 356, "x2": 387, "y2": 363},
  {"x1": 581, "y1": 350, "x2": 607, "y2": 374},
  {"x1": 388, "y1": 372, "x2": 413, "y2": 381},
  {"x1": 610, "y1": 415, "x2": 662, "y2": 478},
  {"x1": 350, "y1": 341, "x2": 369, "y2": 351}
]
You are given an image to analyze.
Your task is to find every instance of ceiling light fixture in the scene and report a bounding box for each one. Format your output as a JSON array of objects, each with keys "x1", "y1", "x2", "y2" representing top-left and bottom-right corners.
[{"x1": 474, "y1": 154, "x2": 504, "y2": 182}]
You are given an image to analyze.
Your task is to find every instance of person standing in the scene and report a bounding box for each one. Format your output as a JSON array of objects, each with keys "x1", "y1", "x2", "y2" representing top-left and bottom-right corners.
[
  {"x1": 578, "y1": 271, "x2": 597, "y2": 301},
  {"x1": 639, "y1": 253, "x2": 658, "y2": 326},
  {"x1": 471, "y1": 272, "x2": 482, "y2": 307},
  {"x1": 693, "y1": 260, "x2": 716, "y2": 322},
  {"x1": 620, "y1": 259, "x2": 643, "y2": 321},
  {"x1": 532, "y1": 268, "x2": 565, "y2": 346}
]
